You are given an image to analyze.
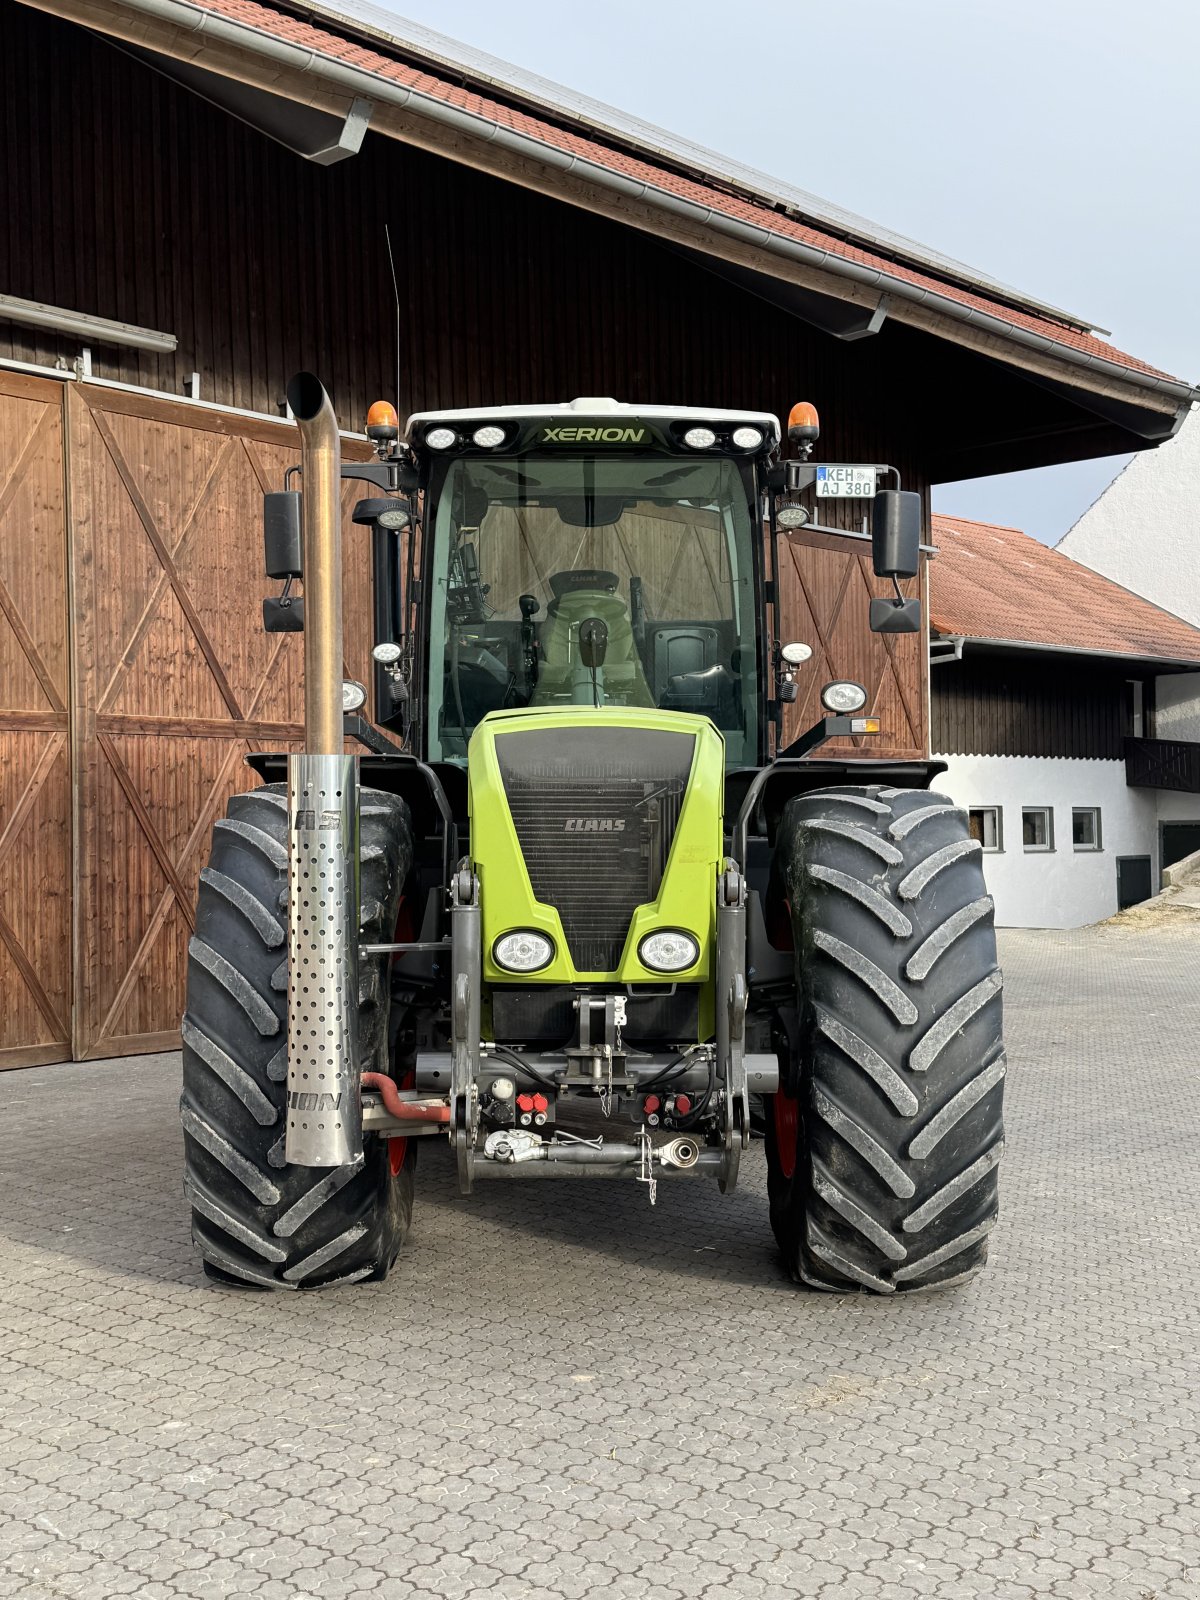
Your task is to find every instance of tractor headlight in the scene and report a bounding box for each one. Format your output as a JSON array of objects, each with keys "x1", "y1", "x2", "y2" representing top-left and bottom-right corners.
[
  {"x1": 638, "y1": 929, "x2": 700, "y2": 973},
  {"x1": 683, "y1": 426, "x2": 717, "y2": 449},
  {"x1": 425, "y1": 426, "x2": 457, "y2": 450},
  {"x1": 341, "y1": 679, "x2": 367, "y2": 712},
  {"x1": 821, "y1": 680, "x2": 868, "y2": 713},
  {"x1": 471, "y1": 424, "x2": 505, "y2": 448},
  {"x1": 731, "y1": 426, "x2": 764, "y2": 450},
  {"x1": 493, "y1": 930, "x2": 554, "y2": 973}
]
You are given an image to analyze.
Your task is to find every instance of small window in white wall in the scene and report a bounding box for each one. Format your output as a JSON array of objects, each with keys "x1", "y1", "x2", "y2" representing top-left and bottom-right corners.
[
  {"x1": 968, "y1": 807, "x2": 1003, "y2": 851},
  {"x1": 1072, "y1": 807, "x2": 1102, "y2": 851},
  {"x1": 1022, "y1": 807, "x2": 1054, "y2": 851}
]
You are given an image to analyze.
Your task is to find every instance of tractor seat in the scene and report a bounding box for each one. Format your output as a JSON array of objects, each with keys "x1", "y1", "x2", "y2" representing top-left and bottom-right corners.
[{"x1": 531, "y1": 589, "x2": 655, "y2": 708}]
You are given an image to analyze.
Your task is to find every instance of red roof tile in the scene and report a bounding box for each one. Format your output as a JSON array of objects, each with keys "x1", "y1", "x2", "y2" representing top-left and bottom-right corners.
[
  {"x1": 929, "y1": 514, "x2": 1200, "y2": 664},
  {"x1": 182, "y1": 0, "x2": 1182, "y2": 389}
]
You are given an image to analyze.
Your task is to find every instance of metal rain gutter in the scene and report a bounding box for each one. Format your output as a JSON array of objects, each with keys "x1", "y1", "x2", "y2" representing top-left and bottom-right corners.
[
  {"x1": 0, "y1": 291, "x2": 177, "y2": 352},
  {"x1": 69, "y1": 0, "x2": 1197, "y2": 412},
  {"x1": 947, "y1": 634, "x2": 1200, "y2": 670}
]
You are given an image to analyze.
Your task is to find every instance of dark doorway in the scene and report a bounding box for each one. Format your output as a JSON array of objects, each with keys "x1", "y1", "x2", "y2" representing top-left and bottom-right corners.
[
  {"x1": 1161, "y1": 822, "x2": 1200, "y2": 881},
  {"x1": 1116, "y1": 856, "x2": 1152, "y2": 910}
]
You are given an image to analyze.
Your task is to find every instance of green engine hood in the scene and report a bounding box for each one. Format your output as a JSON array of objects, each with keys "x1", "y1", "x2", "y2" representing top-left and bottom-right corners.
[{"x1": 467, "y1": 706, "x2": 725, "y2": 984}]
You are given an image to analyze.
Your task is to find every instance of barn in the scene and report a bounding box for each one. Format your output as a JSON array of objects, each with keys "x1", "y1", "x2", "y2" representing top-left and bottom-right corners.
[{"x1": 0, "y1": 0, "x2": 1193, "y2": 1067}]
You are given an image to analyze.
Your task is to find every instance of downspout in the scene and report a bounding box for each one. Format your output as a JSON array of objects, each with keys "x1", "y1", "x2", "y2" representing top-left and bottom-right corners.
[{"x1": 930, "y1": 636, "x2": 966, "y2": 666}]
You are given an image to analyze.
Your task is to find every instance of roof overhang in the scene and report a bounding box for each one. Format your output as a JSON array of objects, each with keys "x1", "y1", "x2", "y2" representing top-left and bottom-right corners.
[{"x1": 19, "y1": 0, "x2": 1198, "y2": 468}]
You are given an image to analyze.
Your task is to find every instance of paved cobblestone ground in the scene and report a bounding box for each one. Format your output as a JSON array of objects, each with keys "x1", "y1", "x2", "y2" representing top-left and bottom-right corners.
[{"x1": 1, "y1": 925, "x2": 1198, "y2": 1599}]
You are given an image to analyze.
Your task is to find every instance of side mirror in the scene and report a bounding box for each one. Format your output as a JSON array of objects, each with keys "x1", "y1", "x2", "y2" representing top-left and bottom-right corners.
[
  {"x1": 871, "y1": 489, "x2": 921, "y2": 579},
  {"x1": 264, "y1": 490, "x2": 302, "y2": 578},
  {"x1": 870, "y1": 596, "x2": 921, "y2": 633},
  {"x1": 263, "y1": 595, "x2": 304, "y2": 632}
]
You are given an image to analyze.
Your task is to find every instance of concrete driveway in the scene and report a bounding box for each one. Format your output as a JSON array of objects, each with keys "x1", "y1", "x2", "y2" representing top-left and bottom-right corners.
[{"x1": 1, "y1": 925, "x2": 1198, "y2": 1599}]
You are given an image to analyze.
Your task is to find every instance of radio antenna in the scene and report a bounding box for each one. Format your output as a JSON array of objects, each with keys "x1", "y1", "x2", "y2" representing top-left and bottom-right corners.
[{"x1": 384, "y1": 223, "x2": 401, "y2": 409}]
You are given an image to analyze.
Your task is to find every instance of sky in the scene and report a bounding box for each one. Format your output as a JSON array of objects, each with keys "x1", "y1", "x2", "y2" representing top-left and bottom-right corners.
[{"x1": 332, "y1": 0, "x2": 1199, "y2": 544}]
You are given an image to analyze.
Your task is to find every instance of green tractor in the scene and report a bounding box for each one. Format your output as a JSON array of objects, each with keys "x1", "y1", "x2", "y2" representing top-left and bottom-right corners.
[{"x1": 180, "y1": 374, "x2": 1004, "y2": 1294}]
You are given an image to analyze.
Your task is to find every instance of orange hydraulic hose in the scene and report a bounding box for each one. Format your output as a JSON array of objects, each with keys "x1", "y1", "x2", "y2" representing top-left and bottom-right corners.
[{"x1": 360, "y1": 1072, "x2": 451, "y2": 1123}]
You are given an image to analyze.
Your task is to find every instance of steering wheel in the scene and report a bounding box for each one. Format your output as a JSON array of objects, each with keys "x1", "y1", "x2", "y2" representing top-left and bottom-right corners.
[{"x1": 548, "y1": 569, "x2": 620, "y2": 599}]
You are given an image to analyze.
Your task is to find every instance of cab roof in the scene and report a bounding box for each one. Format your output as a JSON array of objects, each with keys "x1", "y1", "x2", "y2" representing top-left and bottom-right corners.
[{"x1": 406, "y1": 397, "x2": 781, "y2": 447}]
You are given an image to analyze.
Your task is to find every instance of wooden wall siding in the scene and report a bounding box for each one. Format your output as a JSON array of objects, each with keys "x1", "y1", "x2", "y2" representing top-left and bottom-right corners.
[
  {"x1": 0, "y1": 372, "x2": 72, "y2": 1068},
  {"x1": 777, "y1": 529, "x2": 927, "y2": 761},
  {"x1": 1, "y1": 7, "x2": 928, "y2": 506},
  {"x1": 931, "y1": 655, "x2": 1131, "y2": 760},
  {"x1": 68, "y1": 383, "x2": 374, "y2": 1060}
]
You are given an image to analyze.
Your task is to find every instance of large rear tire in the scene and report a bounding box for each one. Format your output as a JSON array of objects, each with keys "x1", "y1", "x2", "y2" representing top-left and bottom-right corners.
[
  {"x1": 766, "y1": 785, "x2": 1004, "y2": 1293},
  {"x1": 180, "y1": 783, "x2": 416, "y2": 1289}
]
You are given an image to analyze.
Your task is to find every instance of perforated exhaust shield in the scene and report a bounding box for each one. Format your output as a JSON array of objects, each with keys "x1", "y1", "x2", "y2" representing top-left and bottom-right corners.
[{"x1": 284, "y1": 753, "x2": 363, "y2": 1168}]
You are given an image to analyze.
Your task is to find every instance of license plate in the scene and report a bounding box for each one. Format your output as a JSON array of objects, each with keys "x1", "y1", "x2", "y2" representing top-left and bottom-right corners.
[{"x1": 816, "y1": 465, "x2": 877, "y2": 499}]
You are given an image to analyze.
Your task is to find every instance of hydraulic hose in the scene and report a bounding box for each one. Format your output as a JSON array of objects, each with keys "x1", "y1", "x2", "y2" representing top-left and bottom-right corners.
[{"x1": 360, "y1": 1072, "x2": 451, "y2": 1123}]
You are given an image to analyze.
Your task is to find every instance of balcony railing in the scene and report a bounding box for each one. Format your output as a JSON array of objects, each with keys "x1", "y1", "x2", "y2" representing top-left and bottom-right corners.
[{"x1": 1125, "y1": 737, "x2": 1200, "y2": 793}]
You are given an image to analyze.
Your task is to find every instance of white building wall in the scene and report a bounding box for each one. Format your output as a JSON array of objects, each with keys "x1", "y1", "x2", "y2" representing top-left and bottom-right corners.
[
  {"x1": 931, "y1": 753, "x2": 1158, "y2": 928},
  {"x1": 1057, "y1": 410, "x2": 1200, "y2": 626},
  {"x1": 1156, "y1": 789, "x2": 1200, "y2": 827},
  {"x1": 1154, "y1": 671, "x2": 1200, "y2": 741}
]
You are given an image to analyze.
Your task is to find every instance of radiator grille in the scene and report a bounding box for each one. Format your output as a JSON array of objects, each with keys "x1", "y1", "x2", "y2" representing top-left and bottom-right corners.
[{"x1": 495, "y1": 727, "x2": 696, "y2": 971}]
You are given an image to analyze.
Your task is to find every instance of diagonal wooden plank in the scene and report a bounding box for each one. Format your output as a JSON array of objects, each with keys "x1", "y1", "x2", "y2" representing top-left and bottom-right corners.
[
  {"x1": 856, "y1": 555, "x2": 922, "y2": 745},
  {"x1": 658, "y1": 523, "x2": 693, "y2": 617},
  {"x1": 0, "y1": 398, "x2": 48, "y2": 523},
  {"x1": 0, "y1": 734, "x2": 65, "y2": 869},
  {"x1": 175, "y1": 739, "x2": 248, "y2": 883},
  {"x1": 94, "y1": 738, "x2": 246, "y2": 1047},
  {"x1": 91, "y1": 408, "x2": 244, "y2": 721},
  {"x1": 0, "y1": 409, "x2": 66, "y2": 715},
  {"x1": 94, "y1": 881, "x2": 181, "y2": 1047},
  {"x1": 823, "y1": 550, "x2": 858, "y2": 643},
  {"x1": 879, "y1": 630, "x2": 921, "y2": 746},
  {"x1": 97, "y1": 433, "x2": 239, "y2": 715},
  {"x1": 859, "y1": 643, "x2": 894, "y2": 752},
  {"x1": 241, "y1": 437, "x2": 278, "y2": 498},
  {"x1": 97, "y1": 731, "x2": 197, "y2": 924},
  {"x1": 242, "y1": 630, "x2": 291, "y2": 722},
  {"x1": 785, "y1": 540, "x2": 842, "y2": 683},
  {"x1": 850, "y1": 557, "x2": 900, "y2": 751},
  {"x1": 0, "y1": 567, "x2": 66, "y2": 714},
  {"x1": 515, "y1": 508, "x2": 551, "y2": 594},
  {"x1": 0, "y1": 905, "x2": 68, "y2": 1042}
]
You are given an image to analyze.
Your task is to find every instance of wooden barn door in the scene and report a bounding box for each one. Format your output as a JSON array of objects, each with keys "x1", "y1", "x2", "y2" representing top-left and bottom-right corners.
[
  {"x1": 776, "y1": 527, "x2": 929, "y2": 762},
  {"x1": 0, "y1": 371, "x2": 72, "y2": 1069},
  {"x1": 67, "y1": 384, "x2": 372, "y2": 1061}
]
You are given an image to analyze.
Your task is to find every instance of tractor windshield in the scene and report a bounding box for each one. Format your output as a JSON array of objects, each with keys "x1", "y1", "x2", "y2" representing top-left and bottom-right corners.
[{"x1": 425, "y1": 453, "x2": 761, "y2": 765}]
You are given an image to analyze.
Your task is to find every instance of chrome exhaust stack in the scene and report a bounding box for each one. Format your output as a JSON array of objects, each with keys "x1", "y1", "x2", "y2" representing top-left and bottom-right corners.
[{"x1": 283, "y1": 373, "x2": 363, "y2": 1169}]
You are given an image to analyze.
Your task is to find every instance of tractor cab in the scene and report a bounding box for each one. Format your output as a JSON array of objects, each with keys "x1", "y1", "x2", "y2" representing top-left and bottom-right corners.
[{"x1": 404, "y1": 400, "x2": 778, "y2": 768}]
